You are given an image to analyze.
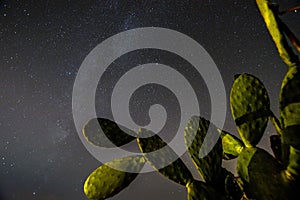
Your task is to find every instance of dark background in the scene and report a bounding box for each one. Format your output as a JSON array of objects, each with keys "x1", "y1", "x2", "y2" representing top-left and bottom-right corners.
[{"x1": 1, "y1": 0, "x2": 300, "y2": 199}]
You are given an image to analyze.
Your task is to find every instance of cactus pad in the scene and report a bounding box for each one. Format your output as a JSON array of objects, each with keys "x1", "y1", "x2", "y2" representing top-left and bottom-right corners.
[
  {"x1": 82, "y1": 118, "x2": 137, "y2": 148},
  {"x1": 280, "y1": 66, "x2": 300, "y2": 147},
  {"x1": 84, "y1": 155, "x2": 145, "y2": 200},
  {"x1": 237, "y1": 147, "x2": 285, "y2": 199},
  {"x1": 230, "y1": 73, "x2": 270, "y2": 147},
  {"x1": 218, "y1": 129, "x2": 244, "y2": 160},
  {"x1": 137, "y1": 129, "x2": 193, "y2": 186},
  {"x1": 184, "y1": 116, "x2": 222, "y2": 185}
]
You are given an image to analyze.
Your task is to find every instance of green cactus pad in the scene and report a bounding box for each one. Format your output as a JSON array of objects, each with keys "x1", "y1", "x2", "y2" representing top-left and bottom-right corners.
[
  {"x1": 280, "y1": 66, "x2": 300, "y2": 125},
  {"x1": 218, "y1": 129, "x2": 244, "y2": 160},
  {"x1": 280, "y1": 66, "x2": 300, "y2": 147},
  {"x1": 137, "y1": 129, "x2": 194, "y2": 186},
  {"x1": 84, "y1": 155, "x2": 145, "y2": 200},
  {"x1": 187, "y1": 180, "x2": 224, "y2": 200},
  {"x1": 230, "y1": 73, "x2": 270, "y2": 147},
  {"x1": 82, "y1": 118, "x2": 137, "y2": 148},
  {"x1": 184, "y1": 116, "x2": 223, "y2": 185},
  {"x1": 237, "y1": 147, "x2": 286, "y2": 200}
]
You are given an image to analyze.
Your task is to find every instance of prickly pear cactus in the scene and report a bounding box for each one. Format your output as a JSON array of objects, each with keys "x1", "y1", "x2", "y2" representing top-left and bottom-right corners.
[
  {"x1": 82, "y1": 0, "x2": 300, "y2": 199},
  {"x1": 83, "y1": 118, "x2": 244, "y2": 200},
  {"x1": 228, "y1": 68, "x2": 300, "y2": 200}
]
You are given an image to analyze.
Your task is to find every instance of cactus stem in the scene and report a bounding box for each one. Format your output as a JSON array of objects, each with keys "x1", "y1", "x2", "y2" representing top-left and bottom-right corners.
[{"x1": 256, "y1": 0, "x2": 300, "y2": 68}]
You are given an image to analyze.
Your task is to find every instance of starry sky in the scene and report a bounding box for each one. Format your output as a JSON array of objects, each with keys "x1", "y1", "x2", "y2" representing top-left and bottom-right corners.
[{"x1": 1, "y1": 0, "x2": 300, "y2": 200}]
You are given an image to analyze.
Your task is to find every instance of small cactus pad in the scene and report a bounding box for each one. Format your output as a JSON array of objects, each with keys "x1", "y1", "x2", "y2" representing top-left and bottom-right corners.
[
  {"x1": 218, "y1": 129, "x2": 244, "y2": 160},
  {"x1": 137, "y1": 129, "x2": 194, "y2": 186},
  {"x1": 237, "y1": 147, "x2": 285, "y2": 200},
  {"x1": 184, "y1": 116, "x2": 222, "y2": 185},
  {"x1": 280, "y1": 66, "x2": 300, "y2": 147},
  {"x1": 84, "y1": 155, "x2": 145, "y2": 200},
  {"x1": 187, "y1": 180, "x2": 224, "y2": 200},
  {"x1": 82, "y1": 118, "x2": 136, "y2": 148},
  {"x1": 230, "y1": 73, "x2": 270, "y2": 147}
]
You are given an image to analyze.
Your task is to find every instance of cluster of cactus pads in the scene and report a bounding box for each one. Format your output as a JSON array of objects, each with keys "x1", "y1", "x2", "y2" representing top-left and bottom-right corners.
[{"x1": 82, "y1": 0, "x2": 300, "y2": 199}]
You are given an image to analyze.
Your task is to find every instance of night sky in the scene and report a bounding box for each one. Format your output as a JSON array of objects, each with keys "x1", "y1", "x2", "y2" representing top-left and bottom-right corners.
[{"x1": 1, "y1": 0, "x2": 300, "y2": 200}]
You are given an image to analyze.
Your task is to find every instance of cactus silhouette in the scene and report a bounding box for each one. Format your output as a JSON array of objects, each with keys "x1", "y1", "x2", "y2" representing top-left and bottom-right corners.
[{"x1": 82, "y1": 0, "x2": 300, "y2": 199}]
